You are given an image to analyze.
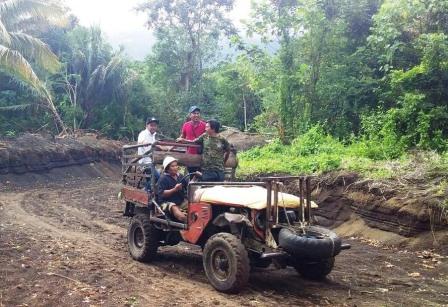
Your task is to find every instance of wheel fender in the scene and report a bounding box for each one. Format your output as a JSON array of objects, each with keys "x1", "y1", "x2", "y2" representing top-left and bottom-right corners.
[{"x1": 213, "y1": 213, "x2": 252, "y2": 234}]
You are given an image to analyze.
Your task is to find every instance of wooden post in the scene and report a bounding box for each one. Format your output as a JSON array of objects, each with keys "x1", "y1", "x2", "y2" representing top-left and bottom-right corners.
[
  {"x1": 299, "y1": 177, "x2": 305, "y2": 222},
  {"x1": 273, "y1": 181, "x2": 279, "y2": 225},
  {"x1": 306, "y1": 177, "x2": 312, "y2": 224},
  {"x1": 266, "y1": 181, "x2": 272, "y2": 231}
]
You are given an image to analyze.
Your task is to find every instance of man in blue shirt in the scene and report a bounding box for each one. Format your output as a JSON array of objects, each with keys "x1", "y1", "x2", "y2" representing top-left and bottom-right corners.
[{"x1": 157, "y1": 156, "x2": 187, "y2": 222}]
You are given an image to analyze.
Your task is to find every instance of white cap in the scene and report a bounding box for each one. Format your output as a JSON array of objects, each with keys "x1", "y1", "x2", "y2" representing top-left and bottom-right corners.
[{"x1": 163, "y1": 156, "x2": 178, "y2": 172}]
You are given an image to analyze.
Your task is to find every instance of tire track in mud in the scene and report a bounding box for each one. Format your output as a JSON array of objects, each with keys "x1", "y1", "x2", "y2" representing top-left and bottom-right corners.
[
  {"x1": 21, "y1": 186, "x2": 125, "y2": 244},
  {"x1": 1, "y1": 192, "x2": 119, "y2": 255},
  {"x1": 6, "y1": 183, "x2": 349, "y2": 306},
  {"x1": 1, "y1": 179, "x2": 447, "y2": 306},
  {"x1": 2, "y1": 184, "x2": 318, "y2": 306}
]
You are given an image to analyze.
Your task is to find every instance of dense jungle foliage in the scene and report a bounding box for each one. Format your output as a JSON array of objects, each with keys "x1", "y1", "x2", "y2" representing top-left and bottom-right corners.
[{"x1": 1, "y1": 0, "x2": 447, "y2": 168}]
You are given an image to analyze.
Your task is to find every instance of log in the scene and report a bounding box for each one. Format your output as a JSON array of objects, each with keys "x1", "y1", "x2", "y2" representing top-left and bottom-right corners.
[
  {"x1": 153, "y1": 151, "x2": 202, "y2": 167},
  {"x1": 152, "y1": 151, "x2": 238, "y2": 168}
]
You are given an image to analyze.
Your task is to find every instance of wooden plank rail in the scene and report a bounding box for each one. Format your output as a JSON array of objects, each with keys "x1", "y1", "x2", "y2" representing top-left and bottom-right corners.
[
  {"x1": 122, "y1": 173, "x2": 151, "y2": 178},
  {"x1": 122, "y1": 141, "x2": 239, "y2": 183},
  {"x1": 153, "y1": 151, "x2": 202, "y2": 167},
  {"x1": 122, "y1": 154, "x2": 152, "y2": 159}
]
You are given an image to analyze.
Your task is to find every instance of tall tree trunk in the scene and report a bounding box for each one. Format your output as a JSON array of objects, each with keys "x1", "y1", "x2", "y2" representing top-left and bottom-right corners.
[
  {"x1": 42, "y1": 87, "x2": 68, "y2": 135},
  {"x1": 185, "y1": 51, "x2": 192, "y2": 91},
  {"x1": 307, "y1": 25, "x2": 328, "y2": 124},
  {"x1": 186, "y1": 25, "x2": 197, "y2": 93},
  {"x1": 243, "y1": 91, "x2": 248, "y2": 131},
  {"x1": 279, "y1": 36, "x2": 295, "y2": 143}
]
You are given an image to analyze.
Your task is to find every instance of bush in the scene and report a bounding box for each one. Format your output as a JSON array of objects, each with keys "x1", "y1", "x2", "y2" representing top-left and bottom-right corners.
[
  {"x1": 238, "y1": 124, "x2": 448, "y2": 180},
  {"x1": 353, "y1": 110, "x2": 407, "y2": 160},
  {"x1": 238, "y1": 125, "x2": 343, "y2": 176},
  {"x1": 291, "y1": 125, "x2": 344, "y2": 156}
]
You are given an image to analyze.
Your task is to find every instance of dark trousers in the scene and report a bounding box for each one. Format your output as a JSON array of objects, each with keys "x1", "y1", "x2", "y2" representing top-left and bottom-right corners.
[
  {"x1": 201, "y1": 170, "x2": 225, "y2": 182},
  {"x1": 144, "y1": 168, "x2": 160, "y2": 192},
  {"x1": 187, "y1": 166, "x2": 201, "y2": 174}
]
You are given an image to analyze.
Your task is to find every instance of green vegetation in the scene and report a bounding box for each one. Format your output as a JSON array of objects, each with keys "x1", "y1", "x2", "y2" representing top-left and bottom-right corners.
[
  {"x1": 0, "y1": 0, "x2": 447, "y2": 176},
  {"x1": 238, "y1": 125, "x2": 448, "y2": 180},
  {"x1": 0, "y1": 0, "x2": 68, "y2": 133}
]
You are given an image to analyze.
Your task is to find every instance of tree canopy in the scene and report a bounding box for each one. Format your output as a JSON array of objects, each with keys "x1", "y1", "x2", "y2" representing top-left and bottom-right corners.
[{"x1": 0, "y1": 0, "x2": 447, "y2": 154}]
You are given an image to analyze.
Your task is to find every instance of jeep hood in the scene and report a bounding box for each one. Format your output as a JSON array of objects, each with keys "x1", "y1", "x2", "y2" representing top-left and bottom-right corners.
[{"x1": 193, "y1": 185, "x2": 317, "y2": 210}]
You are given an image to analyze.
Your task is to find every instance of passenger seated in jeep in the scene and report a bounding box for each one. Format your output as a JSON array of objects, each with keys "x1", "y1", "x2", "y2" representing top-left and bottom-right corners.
[{"x1": 157, "y1": 156, "x2": 187, "y2": 222}]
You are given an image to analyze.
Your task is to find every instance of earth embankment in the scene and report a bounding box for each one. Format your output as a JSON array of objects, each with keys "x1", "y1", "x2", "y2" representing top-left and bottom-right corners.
[
  {"x1": 0, "y1": 133, "x2": 447, "y2": 306},
  {"x1": 293, "y1": 172, "x2": 448, "y2": 250},
  {"x1": 0, "y1": 133, "x2": 122, "y2": 175}
]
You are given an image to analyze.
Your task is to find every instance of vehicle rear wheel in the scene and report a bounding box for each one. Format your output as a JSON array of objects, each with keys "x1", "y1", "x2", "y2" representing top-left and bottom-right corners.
[
  {"x1": 203, "y1": 233, "x2": 250, "y2": 293},
  {"x1": 128, "y1": 214, "x2": 160, "y2": 262},
  {"x1": 294, "y1": 257, "x2": 335, "y2": 280}
]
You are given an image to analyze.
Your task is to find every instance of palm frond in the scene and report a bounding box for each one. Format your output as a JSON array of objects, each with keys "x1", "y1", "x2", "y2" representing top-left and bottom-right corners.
[
  {"x1": 71, "y1": 50, "x2": 88, "y2": 74},
  {"x1": 87, "y1": 64, "x2": 106, "y2": 95},
  {"x1": 0, "y1": 19, "x2": 11, "y2": 45},
  {"x1": 9, "y1": 32, "x2": 60, "y2": 72},
  {"x1": 0, "y1": 44, "x2": 43, "y2": 91},
  {"x1": 0, "y1": 103, "x2": 35, "y2": 111},
  {"x1": 0, "y1": 0, "x2": 68, "y2": 29},
  {"x1": 104, "y1": 55, "x2": 125, "y2": 79},
  {"x1": 7, "y1": 14, "x2": 49, "y2": 32},
  {"x1": 122, "y1": 69, "x2": 138, "y2": 87}
]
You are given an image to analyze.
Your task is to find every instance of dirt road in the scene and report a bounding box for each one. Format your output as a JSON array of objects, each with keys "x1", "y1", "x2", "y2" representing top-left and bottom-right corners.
[{"x1": 1, "y1": 173, "x2": 447, "y2": 306}]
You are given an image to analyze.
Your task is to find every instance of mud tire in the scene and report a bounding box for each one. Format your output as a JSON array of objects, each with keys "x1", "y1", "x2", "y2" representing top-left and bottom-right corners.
[
  {"x1": 128, "y1": 214, "x2": 160, "y2": 262},
  {"x1": 279, "y1": 226, "x2": 342, "y2": 259},
  {"x1": 203, "y1": 233, "x2": 250, "y2": 293},
  {"x1": 294, "y1": 257, "x2": 335, "y2": 280}
]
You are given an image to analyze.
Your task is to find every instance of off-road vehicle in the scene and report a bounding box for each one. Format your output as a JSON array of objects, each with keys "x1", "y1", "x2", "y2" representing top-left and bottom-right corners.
[{"x1": 120, "y1": 140, "x2": 350, "y2": 293}]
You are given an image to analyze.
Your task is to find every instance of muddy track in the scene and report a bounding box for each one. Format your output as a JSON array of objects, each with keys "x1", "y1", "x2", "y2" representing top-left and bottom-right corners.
[{"x1": 1, "y1": 177, "x2": 447, "y2": 306}]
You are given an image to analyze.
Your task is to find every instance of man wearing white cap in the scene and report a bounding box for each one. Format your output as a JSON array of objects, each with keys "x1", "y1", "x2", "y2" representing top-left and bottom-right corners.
[{"x1": 157, "y1": 156, "x2": 187, "y2": 222}]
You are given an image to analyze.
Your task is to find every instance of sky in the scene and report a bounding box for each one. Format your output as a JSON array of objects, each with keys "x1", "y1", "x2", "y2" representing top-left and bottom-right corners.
[{"x1": 64, "y1": 0, "x2": 252, "y2": 60}]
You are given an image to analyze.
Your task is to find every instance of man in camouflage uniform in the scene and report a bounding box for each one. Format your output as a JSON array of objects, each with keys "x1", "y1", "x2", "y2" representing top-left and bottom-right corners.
[{"x1": 178, "y1": 119, "x2": 230, "y2": 182}]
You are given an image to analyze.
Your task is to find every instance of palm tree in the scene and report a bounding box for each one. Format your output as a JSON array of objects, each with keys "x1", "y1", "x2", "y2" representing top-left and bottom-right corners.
[
  {"x1": 0, "y1": 0, "x2": 68, "y2": 133},
  {"x1": 65, "y1": 26, "x2": 133, "y2": 128}
]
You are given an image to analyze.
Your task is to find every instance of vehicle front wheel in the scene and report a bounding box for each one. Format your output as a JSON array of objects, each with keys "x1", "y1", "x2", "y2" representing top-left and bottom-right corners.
[
  {"x1": 203, "y1": 233, "x2": 250, "y2": 293},
  {"x1": 127, "y1": 214, "x2": 160, "y2": 262},
  {"x1": 294, "y1": 257, "x2": 335, "y2": 280}
]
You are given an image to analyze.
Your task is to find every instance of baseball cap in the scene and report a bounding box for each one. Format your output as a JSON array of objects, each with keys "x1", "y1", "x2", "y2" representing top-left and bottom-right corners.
[
  {"x1": 146, "y1": 117, "x2": 159, "y2": 125},
  {"x1": 188, "y1": 106, "x2": 200, "y2": 113}
]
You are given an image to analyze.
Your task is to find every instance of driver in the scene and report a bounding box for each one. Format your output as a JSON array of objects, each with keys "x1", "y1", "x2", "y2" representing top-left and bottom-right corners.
[{"x1": 157, "y1": 156, "x2": 187, "y2": 222}]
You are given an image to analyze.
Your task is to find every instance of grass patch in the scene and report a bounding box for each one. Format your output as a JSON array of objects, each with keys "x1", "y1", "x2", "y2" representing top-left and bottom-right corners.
[{"x1": 237, "y1": 127, "x2": 448, "y2": 181}]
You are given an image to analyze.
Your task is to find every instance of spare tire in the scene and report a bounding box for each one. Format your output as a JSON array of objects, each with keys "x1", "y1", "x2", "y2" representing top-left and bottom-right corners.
[{"x1": 278, "y1": 226, "x2": 342, "y2": 259}]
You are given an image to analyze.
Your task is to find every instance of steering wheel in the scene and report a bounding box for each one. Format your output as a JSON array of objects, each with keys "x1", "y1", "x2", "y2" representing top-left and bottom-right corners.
[{"x1": 179, "y1": 172, "x2": 200, "y2": 194}]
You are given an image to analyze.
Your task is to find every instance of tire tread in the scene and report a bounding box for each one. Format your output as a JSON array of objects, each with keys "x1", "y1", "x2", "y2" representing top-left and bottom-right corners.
[
  {"x1": 203, "y1": 233, "x2": 250, "y2": 293},
  {"x1": 128, "y1": 214, "x2": 159, "y2": 262}
]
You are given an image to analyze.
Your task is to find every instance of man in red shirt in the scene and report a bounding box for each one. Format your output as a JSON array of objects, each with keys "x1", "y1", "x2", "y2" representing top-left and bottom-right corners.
[
  {"x1": 178, "y1": 106, "x2": 206, "y2": 154},
  {"x1": 178, "y1": 105, "x2": 206, "y2": 173}
]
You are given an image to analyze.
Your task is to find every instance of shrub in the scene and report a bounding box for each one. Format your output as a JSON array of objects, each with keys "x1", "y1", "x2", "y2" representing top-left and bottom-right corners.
[{"x1": 291, "y1": 125, "x2": 344, "y2": 156}]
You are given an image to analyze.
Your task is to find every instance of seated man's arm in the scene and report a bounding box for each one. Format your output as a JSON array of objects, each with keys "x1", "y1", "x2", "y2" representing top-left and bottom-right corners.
[
  {"x1": 177, "y1": 134, "x2": 204, "y2": 144},
  {"x1": 137, "y1": 132, "x2": 144, "y2": 144},
  {"x1": 158, "y1": 176, "x2": 182, "y2": 199},
  {"x1": 162, "y1": 183, "x2": 182, "y2": 197},
  {"x1": 137, "y1": 132, "x2": 145, "y2": 156}
]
